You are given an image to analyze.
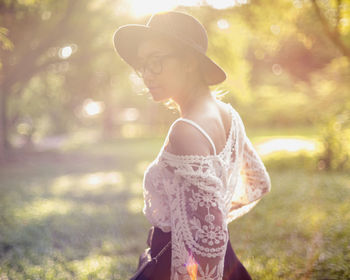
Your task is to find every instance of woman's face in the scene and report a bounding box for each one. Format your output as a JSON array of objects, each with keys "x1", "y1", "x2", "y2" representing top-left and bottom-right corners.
[{"x1": 136, "y1": 37, "x2": 193, "y2": 102}]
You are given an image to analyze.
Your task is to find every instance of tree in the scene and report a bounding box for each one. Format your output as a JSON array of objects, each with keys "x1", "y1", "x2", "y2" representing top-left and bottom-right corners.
[
  {"x1": 0, "y1": 0, "x2": 130, "y2": 160},
  {"x1": 311, "y1": 0, "x2": 350, "y2": 59}
]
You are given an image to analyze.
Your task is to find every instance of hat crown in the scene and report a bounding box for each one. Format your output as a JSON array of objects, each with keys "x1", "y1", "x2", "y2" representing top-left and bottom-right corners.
[
  {"x1": 146, "y1": 11, "x2": 208, "y2": 54},
  {"x1": 113, "y1": 11, "x2": 226, "y2": 85}
]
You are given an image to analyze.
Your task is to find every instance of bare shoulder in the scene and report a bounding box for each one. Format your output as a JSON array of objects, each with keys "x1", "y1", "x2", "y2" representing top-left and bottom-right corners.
[
  {"x1": 166, "y1": 120, "x2": 211, "y2": 156},
  {"x1": 164, "y1": 99, "x2": 233, "y2": 157}
]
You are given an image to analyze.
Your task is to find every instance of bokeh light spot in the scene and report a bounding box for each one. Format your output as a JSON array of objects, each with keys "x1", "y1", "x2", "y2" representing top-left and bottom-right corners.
[
  {"x1": 59, "y1": 46, "x2": 73, "y2": 59},
  {"x1": 217, "y1": 19, "x2": 230, "y2": 29},
  {"x1": 272, "y1": 63, "x2": 282, "y2": 75}
]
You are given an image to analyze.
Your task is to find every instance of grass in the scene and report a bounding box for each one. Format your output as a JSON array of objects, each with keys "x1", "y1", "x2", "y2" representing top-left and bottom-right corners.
[{"x1": 0, "y1": 133, "x2": 349, "y2": 279}]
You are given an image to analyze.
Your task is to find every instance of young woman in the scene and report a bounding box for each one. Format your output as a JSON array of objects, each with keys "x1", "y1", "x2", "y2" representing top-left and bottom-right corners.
[{"x1": 113, "y1": 11, "x2": 271, "y2": 280}]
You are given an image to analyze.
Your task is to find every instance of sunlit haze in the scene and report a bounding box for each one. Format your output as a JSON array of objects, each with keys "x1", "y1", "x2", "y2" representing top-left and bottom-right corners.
[
  {"x1": 125, "y1": 0, "x2": 247, "y2": 18},
  {"x1": 256, "y1": 138, "x2": 318, "y2": 156}
]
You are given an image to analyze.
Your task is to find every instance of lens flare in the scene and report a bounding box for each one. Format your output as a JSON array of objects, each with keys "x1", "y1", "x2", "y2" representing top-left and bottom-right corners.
[
  {"x1": 128, "y1": 0, "x2": 177, "y2": 18},
  {"x1": 185, "y1": 251, "x2": 198, "y2": 280}
]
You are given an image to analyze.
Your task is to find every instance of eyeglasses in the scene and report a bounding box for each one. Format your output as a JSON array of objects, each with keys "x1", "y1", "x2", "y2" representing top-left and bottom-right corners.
[{"x1": 134, "y1": 53, "x2": 178, "y2": 77}]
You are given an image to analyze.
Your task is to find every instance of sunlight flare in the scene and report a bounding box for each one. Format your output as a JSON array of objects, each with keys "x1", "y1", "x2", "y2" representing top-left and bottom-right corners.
[
  {"x1": 177, "y1": 0, "x2": 203, "y2": 6},
  {"x1": 217, "y1": 19, "x2": 230, "y2": 29},
  {"x1": 127, "y1": 0, "x2": 177, "y2": 18},
  {"x1": 124, "y1": 0, "x2": 248, "y2": 18},
  {"x1": 83, "y1": 99, "x2": 105, "y2": 117},
  {"x1": 256, "y1": 138, "x2": 318, "y2": 156},
  {"x1": 186, "y1": 251, "x2": 198, "y2": 280},
  {"x1": 59, "y1": 46, "x2": 72, "y2": 59},
  {"x1": 206, "y1": 0, "x2": 237, "y2": 9}
]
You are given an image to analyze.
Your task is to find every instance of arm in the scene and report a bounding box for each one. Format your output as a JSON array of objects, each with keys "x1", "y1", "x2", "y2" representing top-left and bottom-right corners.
[
  {"x1": 239, "y1": 120, "x2": 271, "y2": 203},
  {"x1": 228, "y1": 112, "x2": 271, "y2": 216},
  {"x1": 162, "y1": 124, "x2": 228, "y2": 280}
]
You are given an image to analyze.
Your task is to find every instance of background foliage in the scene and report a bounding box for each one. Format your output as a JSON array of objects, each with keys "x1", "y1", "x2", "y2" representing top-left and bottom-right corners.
[{"x1": 0, "y1": 0, "x2": 350, "y2": 279}]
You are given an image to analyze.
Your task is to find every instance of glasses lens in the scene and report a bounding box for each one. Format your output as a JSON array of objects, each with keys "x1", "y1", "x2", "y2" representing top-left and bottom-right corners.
[{"x1": 135, "y1": 53, "x2": 176, "y2": 77}]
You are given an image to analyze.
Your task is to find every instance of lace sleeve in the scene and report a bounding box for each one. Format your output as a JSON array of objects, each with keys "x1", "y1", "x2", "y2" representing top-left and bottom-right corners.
[
  {"x1": 227, "y1": 111, "x2": 271, "y2": 222},
  {"x1": 240, "y1": 134, "x2": 271, "y2": 201},
  {"x1": 160, "y1": 156, "x2": 229, "y2": 280}
]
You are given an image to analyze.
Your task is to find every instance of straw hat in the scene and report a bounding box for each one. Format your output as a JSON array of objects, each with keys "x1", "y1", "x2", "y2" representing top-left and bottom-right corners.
[{"x1": 113, "y1": 11, "x2": 226, "y2": 85}]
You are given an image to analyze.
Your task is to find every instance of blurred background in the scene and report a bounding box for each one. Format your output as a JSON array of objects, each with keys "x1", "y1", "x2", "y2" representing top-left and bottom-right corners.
[{"x1": 0, "y1": 0, "x2": 349, "y2": 279}]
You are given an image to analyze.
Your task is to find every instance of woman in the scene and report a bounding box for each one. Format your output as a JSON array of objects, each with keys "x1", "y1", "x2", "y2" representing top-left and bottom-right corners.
[{"x1": 113, "y1": 11, "x2": 271, "y2": 280}]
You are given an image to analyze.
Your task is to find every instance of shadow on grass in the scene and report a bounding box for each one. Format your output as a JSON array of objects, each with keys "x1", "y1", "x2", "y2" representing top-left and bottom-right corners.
[{"x1": 0, "y1": 146, "x2": 156, "y2": 279}]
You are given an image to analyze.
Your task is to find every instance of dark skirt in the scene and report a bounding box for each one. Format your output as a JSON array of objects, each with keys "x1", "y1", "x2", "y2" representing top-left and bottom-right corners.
[{"x1": 136, "y1": 226, "x2": 252, "y2": 280}]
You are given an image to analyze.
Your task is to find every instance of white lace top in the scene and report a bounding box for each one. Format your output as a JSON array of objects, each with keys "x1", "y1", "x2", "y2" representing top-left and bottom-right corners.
[{"x1": 142, "y1": 102, "x2": 271, "y2": 280}]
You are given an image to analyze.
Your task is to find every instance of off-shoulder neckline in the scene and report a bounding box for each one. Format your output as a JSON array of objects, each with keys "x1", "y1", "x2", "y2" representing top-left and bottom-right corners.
[{"x1": 158, "y1": 103, "x2": 236, "y2": 161}]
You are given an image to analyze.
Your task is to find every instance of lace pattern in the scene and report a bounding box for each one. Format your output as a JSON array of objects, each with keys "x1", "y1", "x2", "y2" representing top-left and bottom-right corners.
[
  {"x1": 142, "y1": 104, "x2": 271, "y2": 279},
  {"x1": 143, "y1": 160, "x2": 172, "y2": 232},
  {"x1": 161, "y1": 161, "x2": 228, "y2": 280},
  {"x1": 226, "y1": 109, "x2": 271, "y2": 223}
]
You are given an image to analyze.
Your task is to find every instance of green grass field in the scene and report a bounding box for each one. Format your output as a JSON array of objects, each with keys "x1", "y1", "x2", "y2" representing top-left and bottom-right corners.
[{"x1": 0, "y1": 135, "x2": 349, "y2": 279}]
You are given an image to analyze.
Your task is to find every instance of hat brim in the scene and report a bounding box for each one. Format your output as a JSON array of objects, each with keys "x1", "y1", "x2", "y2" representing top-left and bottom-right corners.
[{"x1": 113, "y1": 24, "x2": 226, "y2": 86}]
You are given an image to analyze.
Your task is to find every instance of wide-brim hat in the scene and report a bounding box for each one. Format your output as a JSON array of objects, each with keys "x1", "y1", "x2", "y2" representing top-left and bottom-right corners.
[{"x1": 113, "y1": 11, "x2": 226, "y2": 86}]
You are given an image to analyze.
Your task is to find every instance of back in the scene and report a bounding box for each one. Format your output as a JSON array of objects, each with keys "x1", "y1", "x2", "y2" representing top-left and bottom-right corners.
[
  {"x1": 145, "y1": 102, "x2": 271, "y2": 280},
  {"x1": 164, "y1": 100, "x2": 232, "y2": 157}
]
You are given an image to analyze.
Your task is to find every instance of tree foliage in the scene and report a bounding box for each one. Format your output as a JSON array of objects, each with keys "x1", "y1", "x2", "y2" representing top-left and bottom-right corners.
[{"x1": 0, "y1": 0, "x2": 349, "y2": 168}]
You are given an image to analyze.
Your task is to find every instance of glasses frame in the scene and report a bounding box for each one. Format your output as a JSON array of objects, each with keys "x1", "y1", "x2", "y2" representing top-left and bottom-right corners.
[{"x1": 134, "y1": 52, "x2": 179, "y2": 78}]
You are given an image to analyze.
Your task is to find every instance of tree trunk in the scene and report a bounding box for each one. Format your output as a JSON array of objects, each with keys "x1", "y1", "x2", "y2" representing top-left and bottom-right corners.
[
  {"x1": 0, "y1": 86, "x2": 9, "y2": 161},
  {"x1": 311, "y1": 0, "x2": 350, "y2": 60}
]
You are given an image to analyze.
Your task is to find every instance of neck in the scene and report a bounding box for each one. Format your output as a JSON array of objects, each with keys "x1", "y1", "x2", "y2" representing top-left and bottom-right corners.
[{"x1": 172, "y1": 83, "x2": 214, "y2": 117}]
